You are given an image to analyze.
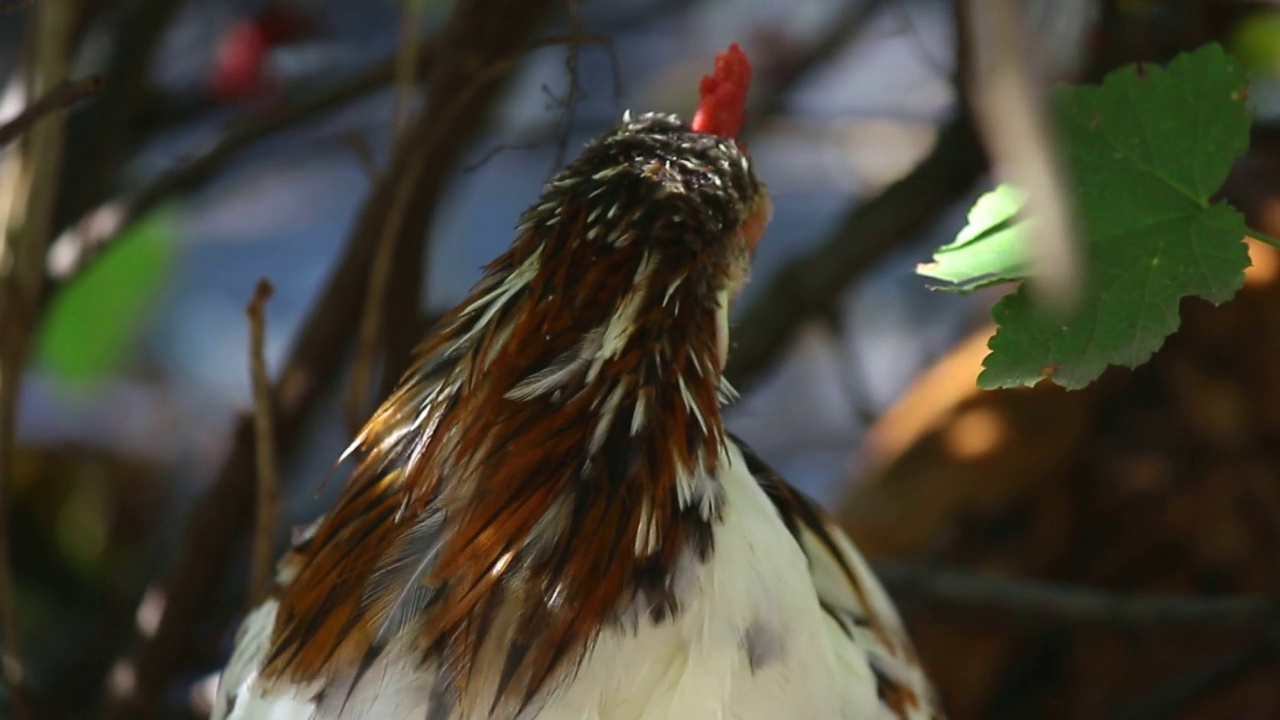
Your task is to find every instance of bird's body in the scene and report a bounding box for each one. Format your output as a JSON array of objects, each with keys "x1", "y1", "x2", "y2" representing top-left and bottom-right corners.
[
  {"x1": 212, "y1": 44, "x2": 940, "y2": 720},
  {"x1": 214, "y1": 440, "x2": 934, "y2": 720}
]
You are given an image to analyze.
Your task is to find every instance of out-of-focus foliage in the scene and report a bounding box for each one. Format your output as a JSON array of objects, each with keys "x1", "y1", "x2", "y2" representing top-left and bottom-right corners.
[
  {"x1": 1231, "y1": 10, "x2": 1280, "y2": 77},
  {"x1": 34, "y1": 205, "x2": 178, "y2": 384},
  {"x1": 917, "y1": 183, "x2": 1029, "y2": 293}
]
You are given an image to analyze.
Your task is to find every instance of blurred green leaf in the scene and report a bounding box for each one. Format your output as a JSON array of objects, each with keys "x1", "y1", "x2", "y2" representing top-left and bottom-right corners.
[
  {"x1": 34, "y1": 205, "x2": 178, "y2": 383},
  {"x1": 917, "y1": 183, "x2": 1031, "y2": 293},
  {"x1": 56, "y1": 475, "x2": 109, "y2": 577},
  {"x1": 1231, "y1": 10, "x2": 1280, "y2": 76}
]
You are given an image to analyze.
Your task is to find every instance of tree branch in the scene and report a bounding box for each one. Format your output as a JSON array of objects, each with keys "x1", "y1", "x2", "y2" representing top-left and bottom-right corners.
[
  {"x1": 725, "y1": 115, "x2": 986, "y2": 390},
  {"x1": 0, "y1": 74, "x2": 103, "y2": 148},
  {"x1": 877, "y1": 563, "x2": 1278, "y2": 630},
  {"x1": 97, "y1": 2, "x2": 559, "y2": 717},
  {"x1": 44, "y1": 40, "x2": 439, "y2": 305},
  {"x1": 98, "y1": 127, "x2": 410, "y2": 720},
  {"x1": 374, "y1": 3, "x2": 565, "y2": 389},
  {"x1": 344, "y1": 11, "x2": 431, "y2": 431},
  {"x1": 454, "y1": 0, "x2": 907, "y2": 394},
  {"x1": 1108, "y1": 625, "x2": 1280, "y2": 720},
  {"x1": 244, "y1": 279, "x2": 278, "y2": 607},
  {"x1": 0, "y1": 3, "x2": 76, "y2": 718},
  {"x1": 752, "y1": 0, "x2": 889, "y2": 118},
  {"x1": 58, "y1": 0, "x2": 191, "y2": 226},
  {"x1": 960, "y1": 0, "x2": 1081, "y2": 310}
]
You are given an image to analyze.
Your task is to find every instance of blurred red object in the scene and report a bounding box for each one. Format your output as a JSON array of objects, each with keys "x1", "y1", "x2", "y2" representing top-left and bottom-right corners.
[{"x1": 211, "y1": 2, "x2": 317, "y2": 101}]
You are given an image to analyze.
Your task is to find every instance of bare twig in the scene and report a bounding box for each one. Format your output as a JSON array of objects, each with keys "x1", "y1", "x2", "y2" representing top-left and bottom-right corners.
[
  {"x1": 0, "y1": 364, "x2": 25, "y2": 720},
  {"x1": 960, "y1": 0, "x2": 1081, "y2": 311},
  {"x1": 345, "y1": 127, "x2": 420, "y2": 432},
  {"x1": 394, "y1": 1, "x2": 425, "y2": 140},
  {"x1": 752, "y1": 0, "x2": 889, "y2": 118},
  {"x1": 345, "y1": 5, "x2": 431, "y2": 432},
  {"x1": 333, "y1": 130, "x2": 383, "y2": 184},
  {"x1": 877, "y1": 563, "x2": 1278, "y2": 630},
  {"x1": 373, "y1": 17, "x2": 576, "y2": 392},
  {"x1": 354, "y1": 23, "x2": 609, "y2": 421},
  {"x1": 708, "y1": 0, "x2": 984, "y2": 390},
  {"x1": 724, "y1": 116, "x2": 986, "y2": 390},
  {"x1": 43, "y1": 39, "x2": 439, "y2": 303},
  {"x1": 463, "y1": 0, "x2": 868, "y2": 175},
  {"x1": 58, "y1": 0, "x2": 192, "y2": 226},
  {"x1": 0, "y1": 74, "x2": 103, "y2": 148},
  {"x1": 460, "y1": 31, "x2": 619, "y2": 177},
  {"x1": 1108, "y1": 625, "x2": 1280, "y2": 720},
  {"x1": 549, "y1": 0, "x2": 588, "y2": 172},
  {"x1": 99, "y1": 2, "x2": 559, "y2": 717},
  {"x1": 244, "y1": 279, "x2": 279, "y2": 606},
  {"x1": 0, "y1": 325, "x2": 33, "y2": 720},
  {"x1": 0, "y1": 3, "x2": 75, "y2": 719},
  {"x1": 99, "y1": 134, "x2": 409, "y2": 720}
]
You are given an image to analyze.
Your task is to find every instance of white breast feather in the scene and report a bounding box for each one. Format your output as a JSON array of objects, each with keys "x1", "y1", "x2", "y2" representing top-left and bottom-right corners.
[
  {"x1": 212, "y1": 442, "x2": 919, "y2": 719},
  {"x1": 212, "y1": 600, "x2": 315, "y2": 720}
]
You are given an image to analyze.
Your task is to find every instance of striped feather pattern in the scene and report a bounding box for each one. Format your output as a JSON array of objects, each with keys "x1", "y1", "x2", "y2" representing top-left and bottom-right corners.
[{"x1": 210, "y1": 111, "x2": 942, "y2": 719}]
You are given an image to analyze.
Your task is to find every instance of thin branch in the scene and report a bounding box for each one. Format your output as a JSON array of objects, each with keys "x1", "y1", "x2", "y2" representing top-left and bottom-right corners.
[
  {"x1": 99, "y1": 136, "x2": 405, "y2": 720},
  {"x1": 349, "y1": 23, "x2": 611, "y2": 425},
  {"x1": 459, "y1": 32, "x2": 619, "y2": 177},
  {"x1": 961, "y1": 0, "x2": 1081, "y2": 310},
  {"x1": 43, "y1": 39, "x2": 439, "y2": 305},
  {"x1": 374, "y1": 15, "x2": 577, "y2": 391},
  {"x1": 0, "y1": 326, "x2": 33, "y2": 720},
  {"x1": 98, "y1": 1, "x2": 560, "y2": 716},
  {"x1": 344, "y1": 4, "x2": 430, "y2": 432},
  {"x1": 332, "y1": 130, "x2": 382, "y2": 184},
  {"x1": 244, "y1": 279, "x2": 279, "y2": 607},
  {"x1": 1248, "y1": 230, "x2": 1280, "y2": 251},
  {"x1": 345, "y1": 126, "x2": 417, "y2": 432},
  {"x1": 877, "y1": 563, "x2": 1278, "y2": 630},
  {"x1": 57, "y1": 0, "x2": 187, "y2": 227},
  {"x1": 0, "y1": 3, "x2": 76, "y2": 718},
  {"x1": 752, "y1": 0, "x2": 890, "y2": 118},
  {"x1": 394, "y1": 1, "x2": 425, "y2": 140},
  {"x1": 0, "y1": 74, "x2": 103, "y2": 148},
  {"x1": 1108, "y1": 625, "x2": 1280, "y2": 720},
  {"x1": 462, "y1": 0, "x2": 875, "y2": 173},
  {"x1": 724, "y1": 115, "x2": 986, "y2": 390},
  {"x1": 362, "y1": 23, "x2": 610, "y2": 413},
  {"x1": 549, "y1": 0, "x2": 588, "y2": 173},
  {"x1": 712, "y1": 0, "x2": 982, "y2": 391}
]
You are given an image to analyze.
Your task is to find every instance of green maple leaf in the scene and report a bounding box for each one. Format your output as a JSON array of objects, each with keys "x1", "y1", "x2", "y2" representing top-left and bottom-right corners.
[{"x1": 928, "y1": 44, "x2": 1252, "y2": 390}]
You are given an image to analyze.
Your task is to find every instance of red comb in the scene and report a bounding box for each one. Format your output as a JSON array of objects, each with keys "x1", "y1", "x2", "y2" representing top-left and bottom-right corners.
[{"x1": 691, "y1": 42, "x2": 751, "y2": 138}]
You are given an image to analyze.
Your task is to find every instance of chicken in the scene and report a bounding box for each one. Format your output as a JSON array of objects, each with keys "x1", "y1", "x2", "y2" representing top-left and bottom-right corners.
[{"x1": 211, "y1": 43, "x2": 941, "y2": 720}]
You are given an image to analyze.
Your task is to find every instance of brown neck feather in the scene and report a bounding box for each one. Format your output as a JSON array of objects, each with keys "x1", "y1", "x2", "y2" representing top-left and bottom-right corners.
[{"x1": 264, "y1": 201, "x2": 733, "y2": 715}]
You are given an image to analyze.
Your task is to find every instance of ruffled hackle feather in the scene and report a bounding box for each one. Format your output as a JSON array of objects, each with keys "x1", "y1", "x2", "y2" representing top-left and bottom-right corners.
[
  {"x1": 214, "y1": 42, "x2": 943, "y2": 720},
  {"x1": 261, "y1": 109, "x2": 772, "y2": 716}
]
